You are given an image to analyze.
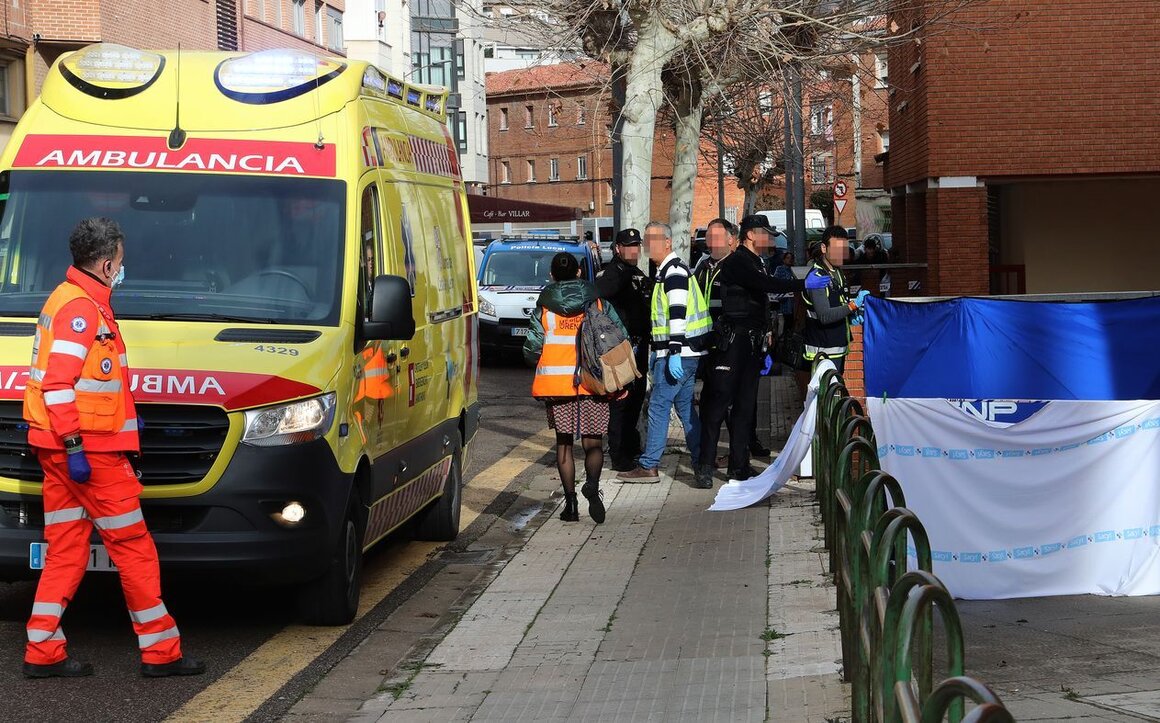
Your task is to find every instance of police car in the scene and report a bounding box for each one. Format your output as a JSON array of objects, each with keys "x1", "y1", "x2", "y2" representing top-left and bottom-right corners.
[{"x1": 476, "y1": 236, "x2": 601, "y2": 357}]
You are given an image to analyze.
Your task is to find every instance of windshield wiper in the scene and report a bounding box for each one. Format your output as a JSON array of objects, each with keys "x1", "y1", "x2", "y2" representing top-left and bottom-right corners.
[{"x1": 130, "y1": 312, "x2": 280, "y2": 324}]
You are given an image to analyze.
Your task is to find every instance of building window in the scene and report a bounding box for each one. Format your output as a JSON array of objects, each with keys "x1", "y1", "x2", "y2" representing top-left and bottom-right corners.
[
  {"x1": 501, "y1": 160, "x2": 511, "y2": 184},
  {"x1": 0, "y1": 62, "x2": 10, "y2": 117},
  {"x1": 875, "y1": 53, "x2": 889, "y2": 88},
  {"x1": 499, "y1": 107, "x2": 508, "y2": 131},
  {"x1": 524, "y1": 105, "x2": 534, "y2": 128},
  {"x1": 326, "y1": 7, "x2": 343, "y2": 51},
  {"x1": 314, "y1": 1, "x2": 323, "y2": 42},
  {"x1": 577, "y1": 104, "x2": 586, "y2": 125},
  {"x1": 576, "y1": 155, "x2": 588, "y2": 180},
  {"x1": 483, "y1": 46, "x2": 494, "y2": 59},
  {"x1": 457, "y1": 111, "x2": 468, "y2": 153},
  {"x1": 273, "y1": 0, "x2": 282, "y2": 27},
  {"x1": 810, "y1": 155, "x2": 828, "y2": 184},
  {"x1": 605, "y1": 180, "x2": 613, "y2": 205},
  {"x1": 455, "y1": 39, "x2": 466, "y2": 81},
  {"x1": 292, "y1": 0, "x2": 306, "y2": 36},
  {"x1": 526, "y1": 159, "x2": 536, "y2": 183},
  {"x1": 878, "y1": 129, "x2": 890, "y2": 152},
  {"x1": 549, "y1": 158, "x2": 559, "y2": 181},
  {"x1": 547, "y1": 104, "x2": 558, "y2": 127}
]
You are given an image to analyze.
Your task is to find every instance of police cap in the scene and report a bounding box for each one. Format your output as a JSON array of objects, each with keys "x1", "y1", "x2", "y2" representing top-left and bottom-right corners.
[{"x1": 615, "y1": 228, "x2": 642, "y2": 246}]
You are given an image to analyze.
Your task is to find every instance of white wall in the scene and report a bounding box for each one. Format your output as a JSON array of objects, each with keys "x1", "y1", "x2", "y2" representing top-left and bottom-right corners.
[
  {"x1": 1000, "y1": 179, "x2": 1160, "y2": 294},
  {"x1": 346, "y1": 0, "x2": 410, "y2": 77},
  {"x1": 458, "y1": 0, "x2": 489, "y2": 188}
]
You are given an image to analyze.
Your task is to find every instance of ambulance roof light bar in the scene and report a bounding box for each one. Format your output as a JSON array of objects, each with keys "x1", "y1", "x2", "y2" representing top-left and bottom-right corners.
[
  {"x1": 215, "y1": 49, "x2": 347, "y2": 105},
  {"x1": 361, "y1": 64, "x2": 448, "y2": 122},
  {"x1": 59, "y1": 43, "x2": 166, "y2": 99}
]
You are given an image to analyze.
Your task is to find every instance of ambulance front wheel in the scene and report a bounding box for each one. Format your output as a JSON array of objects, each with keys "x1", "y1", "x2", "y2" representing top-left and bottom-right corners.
[
  {"x1": 297, "y1": 491, "x2": 364, "y2": 626},
  {"x1": 412, "y1": 442, "x2": 462, "y2": 542}
]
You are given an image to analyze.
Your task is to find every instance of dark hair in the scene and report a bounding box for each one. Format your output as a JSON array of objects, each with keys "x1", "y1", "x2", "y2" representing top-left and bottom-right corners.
[
  {"x1": 550, "y1": 251, "x2": 579, "y2": 281},
  {"x1": 706, "y1": 217, "x2": 736, "y2": 235},
  {"x1": 822, "y1": 225, "x2": 848, "y2": 244},
  {"x1": 69, "y1": 217, "x2": 124, "y2": 268}
]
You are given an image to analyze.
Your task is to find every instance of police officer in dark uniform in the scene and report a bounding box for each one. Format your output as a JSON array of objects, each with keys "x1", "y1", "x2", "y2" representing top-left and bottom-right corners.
[
  {"x1": 694, "y1": 215, "x2": 824, "y2": 487},
  {"x1": 595, "y1": 228, "x2": 650, "y2": 471}
]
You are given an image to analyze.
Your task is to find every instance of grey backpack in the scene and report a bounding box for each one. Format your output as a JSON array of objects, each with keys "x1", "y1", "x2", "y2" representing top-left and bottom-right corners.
[{"x1": 574, "y1": 300, "x2": 641, "y2": 395}]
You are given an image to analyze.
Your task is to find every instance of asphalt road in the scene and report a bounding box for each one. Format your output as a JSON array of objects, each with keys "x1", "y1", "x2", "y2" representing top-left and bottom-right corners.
[{"x1": 0, "y1": 360, "x2": 543, "y2": 722}]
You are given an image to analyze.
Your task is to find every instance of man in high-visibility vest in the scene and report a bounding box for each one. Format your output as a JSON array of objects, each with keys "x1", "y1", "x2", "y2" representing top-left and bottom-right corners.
[
  {"x1": 619, "y1": 222, "x2": 712, "y2": 481},
  {"x1": 694, "y1": 215, "x2": 819, "y2": 488},
  {"x1": 21, "y1": 217, "x2": 204, "y2": 679}
]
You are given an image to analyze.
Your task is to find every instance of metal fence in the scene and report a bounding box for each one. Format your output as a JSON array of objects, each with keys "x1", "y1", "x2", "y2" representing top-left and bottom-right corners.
[{"x1": 814, "y1": 368, "x2": 1016, "y2": 723}]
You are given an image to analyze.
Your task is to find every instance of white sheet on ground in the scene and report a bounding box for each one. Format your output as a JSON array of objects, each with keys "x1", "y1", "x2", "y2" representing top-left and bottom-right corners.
[
  {"x1": 868, "y1": 397, "x2": 1160, "y2": 599},
  {"x1": 709, "y1": 360, "x2": 835, "y2": 512}
]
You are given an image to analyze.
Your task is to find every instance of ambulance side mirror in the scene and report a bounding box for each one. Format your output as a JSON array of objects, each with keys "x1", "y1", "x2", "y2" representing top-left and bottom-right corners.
[{"x1": 364, "y1": 275, "x2": 416, "y2": 340}]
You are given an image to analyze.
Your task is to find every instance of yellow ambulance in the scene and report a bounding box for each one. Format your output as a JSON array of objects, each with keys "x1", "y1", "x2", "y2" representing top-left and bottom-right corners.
[{"x1": 0, "y1": 44, "x2": 480, "y2": 624}]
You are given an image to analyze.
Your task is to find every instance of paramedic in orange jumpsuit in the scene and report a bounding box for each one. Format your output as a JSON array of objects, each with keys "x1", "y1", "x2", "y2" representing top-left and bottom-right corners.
[{"x1": 21, "y1": 217, "x2": 205, "y2": 678}]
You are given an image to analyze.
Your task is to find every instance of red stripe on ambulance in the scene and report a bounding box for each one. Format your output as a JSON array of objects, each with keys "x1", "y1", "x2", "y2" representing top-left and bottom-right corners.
[{"x1": 13, "y1": 135, "x2": 337, "y2": 177}]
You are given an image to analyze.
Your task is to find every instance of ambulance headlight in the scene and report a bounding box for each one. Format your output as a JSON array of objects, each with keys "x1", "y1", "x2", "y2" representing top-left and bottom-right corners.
[
  {"x1": 479, "y1": 298, "x2": 497, "y2": 318},
  {"x1": 243, "y1": 393, "x2": 336, "y2": 446}
]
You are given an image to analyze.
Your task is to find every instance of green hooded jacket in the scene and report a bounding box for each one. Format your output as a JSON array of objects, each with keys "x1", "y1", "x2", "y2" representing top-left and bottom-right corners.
[{"x1": 522, "y1": 279, "x2": 626, "y2": 367}]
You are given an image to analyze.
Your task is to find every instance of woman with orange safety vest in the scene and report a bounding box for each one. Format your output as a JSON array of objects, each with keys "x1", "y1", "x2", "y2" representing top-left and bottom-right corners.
[{"x1": 523, "y1": 253, "x2": 627, "y2": 524}]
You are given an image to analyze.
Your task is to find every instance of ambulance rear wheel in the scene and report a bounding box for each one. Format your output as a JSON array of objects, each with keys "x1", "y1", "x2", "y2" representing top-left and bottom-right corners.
[
  {"x1": 412, "y1": 443, "x2": 462, "y2": 541},
  {"x1": 298, "y1": 493, "x2": 363, "y2": 626}
]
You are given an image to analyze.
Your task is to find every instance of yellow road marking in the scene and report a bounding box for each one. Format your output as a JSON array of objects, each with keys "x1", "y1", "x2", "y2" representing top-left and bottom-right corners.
[{"x1": 166, "y1": 429, "x2": 554, "y2": 723}]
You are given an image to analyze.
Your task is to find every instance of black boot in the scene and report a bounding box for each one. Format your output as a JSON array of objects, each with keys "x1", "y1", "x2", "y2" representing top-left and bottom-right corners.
[
  {"x1": 581, "y1": 480, "x2": 606, "y2": 524},
  {"x1": 141, "y1": 656, "x2": 206, "y2": 678},
  {"x1": 559, "y1": 493, "x2": 579, "y2": 522},
  {"x1": 23, "y1": 657, "x2": 94, "y2": 678},
  {"x1": 694, "y1": 465, "x2": 714, "y2": 489}
]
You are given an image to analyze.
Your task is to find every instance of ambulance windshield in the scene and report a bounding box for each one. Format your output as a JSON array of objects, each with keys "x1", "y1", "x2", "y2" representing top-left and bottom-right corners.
[{"x1": 0, "y1": 170, "x2": 345, "y2": 325}]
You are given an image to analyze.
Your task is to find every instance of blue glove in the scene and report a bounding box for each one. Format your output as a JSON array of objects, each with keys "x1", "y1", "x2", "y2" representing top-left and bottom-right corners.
[
  {"x1": 850, "y1": 311, "x2": 864, "y2": 327},
  {"x1": 67, "y1": 451, "x2": 91, "y2": 484},
  {"x1": 666, "y1": 354, "x2": 685, "y2": 381},
  {"x1": 855, "y1": 289, "x2": 872, "y2": 309},
  {"x1": 760, "y1": 354, "x2": 773, "y2": 376},
  {"x1": 804, "y1": 270, "x2": 831, "y2": 290}
]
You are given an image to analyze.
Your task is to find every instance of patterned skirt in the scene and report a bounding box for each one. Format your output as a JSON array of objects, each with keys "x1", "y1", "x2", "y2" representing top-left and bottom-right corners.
[{"x1": 545, "y1": 396, "x2": 610, "y2": 437}]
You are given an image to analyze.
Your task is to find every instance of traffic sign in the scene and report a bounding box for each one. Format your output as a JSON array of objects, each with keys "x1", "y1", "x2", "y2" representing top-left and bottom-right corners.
[
  {"x1": 833, "y1": 180, "x2": 848, "y2": 199},
  {"x1": 835, "y1": 198, "x2": 847, "y2": 215}
]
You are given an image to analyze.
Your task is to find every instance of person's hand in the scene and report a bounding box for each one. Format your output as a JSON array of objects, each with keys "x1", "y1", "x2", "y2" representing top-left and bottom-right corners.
[
  {"x1": 666, "y1": 354, "x2": 685, "y2": 381},
  {"x1": 67, "y1": 450, "x2": 91, "y2": 484},
  {"x1": 804, "y1": 271, "x2": 831, "y2": 290},
  {"x1": 855, "y1": 289, "x2": 872, "y2": 309}
]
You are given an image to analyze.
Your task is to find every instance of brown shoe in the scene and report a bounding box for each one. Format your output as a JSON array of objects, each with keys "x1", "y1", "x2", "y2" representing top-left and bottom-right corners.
[
  {"x1": 715, "y1": 455, "x2": 728, "y2": 469},
  {"x1": 618, "y1": 466, "x2": 660, "y2": 483}
]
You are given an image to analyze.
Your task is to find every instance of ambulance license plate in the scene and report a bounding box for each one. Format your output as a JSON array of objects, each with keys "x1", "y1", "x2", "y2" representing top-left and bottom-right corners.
[
  {"x1": 510, "y1": 327, "x2": 529, "y2": 336},
  {"x1": 29, "y1": 543, "x2": 117, "y2": 572}
]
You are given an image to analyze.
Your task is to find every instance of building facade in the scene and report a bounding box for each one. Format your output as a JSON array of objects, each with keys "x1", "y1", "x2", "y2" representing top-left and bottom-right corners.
[
  {"x1": 486, "y1": 62, "x2": 744, "y2": 236},
  {"x1": 885, "y1": 0, "x2": 1160, "y2": 296},
  {"x1": 344, "y1": 0, "x2": 410, "y2": 77},
  {"x1": 0, "y1": 0, "x2": 347, "y2": 150}
]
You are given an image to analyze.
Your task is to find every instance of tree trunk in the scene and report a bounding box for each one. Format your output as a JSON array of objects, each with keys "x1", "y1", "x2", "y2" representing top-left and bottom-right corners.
[
  {"x1": 743, "y1": 187, "x2": 758, "y2": 216},
  {"x1": 667, "y1": 86, "x2": 704, "y2": 264},
  {"x1": 618, "y1": 17, "x2": 682, "y2": 271}
]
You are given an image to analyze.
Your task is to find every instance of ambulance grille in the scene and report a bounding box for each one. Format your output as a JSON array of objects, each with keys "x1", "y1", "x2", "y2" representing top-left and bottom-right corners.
[{"x1": 0, "y1": 403, "x2": 228, "y2": 486}]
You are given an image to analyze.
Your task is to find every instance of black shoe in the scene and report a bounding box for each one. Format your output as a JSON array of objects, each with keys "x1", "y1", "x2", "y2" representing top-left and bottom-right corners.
[
  {"x1": 610, "y1": 458, "x2": 636, "y2": 472},
  {"x1": 581, "y1": 481, "x2": 606, "y2": 524},
  {"x1": 749, "y1": 443, "x2": 772, "y2": 458},
  {"x1": 23, "y1": 657, "x2": 94, "y2": 678},
  {"x1": 728, "y1": 465, "x2": 760, "y2": 481},
  {"x1": 694, "y1": 466, "x2": 714, "y2": 489},
  {"x1": 559, "y1": 493, "x2": 580, "y2": 522},
  {"x1": 141, "y1": 657, "x2": 206, "y2": 678}
]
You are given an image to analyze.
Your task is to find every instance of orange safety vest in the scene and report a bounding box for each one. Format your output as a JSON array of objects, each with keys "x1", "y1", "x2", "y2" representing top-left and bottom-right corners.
[
  {"x1": 355, "y1": 345, "x2": 393, "y2": 401},
  {"x1": 24, "y1": 282, "x2": 136, "y2": 448},
  {"x1": 531, "y1": 304, "x2": 594, "y2": 399}
]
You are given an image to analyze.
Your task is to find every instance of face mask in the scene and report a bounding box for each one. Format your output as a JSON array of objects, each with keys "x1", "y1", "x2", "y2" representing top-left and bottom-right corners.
[{"x1": 111, "y1": 265, "x2": 125, "y2": 288}]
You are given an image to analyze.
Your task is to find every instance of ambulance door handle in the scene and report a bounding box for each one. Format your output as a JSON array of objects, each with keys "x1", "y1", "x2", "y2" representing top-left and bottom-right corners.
[
  {"x1": 399, "y1": 346, "x2": 411, "y2": 359},
  {"x1": 385, "y1": 349, "x2": 398, "y2": 364}
]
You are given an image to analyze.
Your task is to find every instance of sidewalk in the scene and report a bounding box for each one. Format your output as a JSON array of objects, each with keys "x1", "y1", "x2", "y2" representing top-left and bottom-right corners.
[{"x1": 341, "y1": 375, "x2": 849, "y2": 722}]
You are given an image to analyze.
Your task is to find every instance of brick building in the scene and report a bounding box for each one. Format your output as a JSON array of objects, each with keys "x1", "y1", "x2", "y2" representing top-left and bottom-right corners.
[
  {"x1": 485, "y1": 62, "x2": 744, "y2": 236},
  {"x1": 0, "y1": 0, "x2": 347, "y2": 150},
  {"x1": 885, "y1": 0, "x2": 1160, "y2": 296}
]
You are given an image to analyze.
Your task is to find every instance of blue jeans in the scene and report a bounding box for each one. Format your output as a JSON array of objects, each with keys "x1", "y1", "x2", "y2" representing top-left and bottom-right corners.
[{"x1": 638, "y1": 355, "x2": 702, "y2": 470}]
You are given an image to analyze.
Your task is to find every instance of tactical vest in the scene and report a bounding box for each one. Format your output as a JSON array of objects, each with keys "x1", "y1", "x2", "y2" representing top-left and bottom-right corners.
[{"x1": 802, "y1": 261, "x2": 851, "y2": 360}]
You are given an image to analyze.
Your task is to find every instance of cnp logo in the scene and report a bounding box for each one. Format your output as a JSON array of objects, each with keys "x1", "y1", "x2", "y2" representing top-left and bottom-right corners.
[{"x1": 949, "y1": 399, "x2": 1049, "y2": 427}]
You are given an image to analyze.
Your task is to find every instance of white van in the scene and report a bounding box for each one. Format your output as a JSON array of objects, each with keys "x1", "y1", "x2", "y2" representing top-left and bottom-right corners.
[{"x1": 755, "y1": 209, "x2": 826, "y2": 233}]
